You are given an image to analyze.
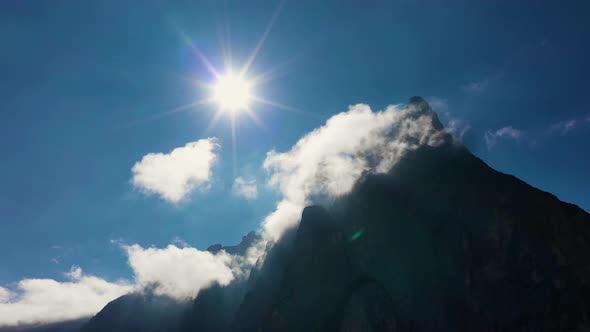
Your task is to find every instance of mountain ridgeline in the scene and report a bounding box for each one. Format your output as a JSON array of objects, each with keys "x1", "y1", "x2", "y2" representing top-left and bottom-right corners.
[{"x1": 13, "y1": 97, "x2": 590, "y2": 332}]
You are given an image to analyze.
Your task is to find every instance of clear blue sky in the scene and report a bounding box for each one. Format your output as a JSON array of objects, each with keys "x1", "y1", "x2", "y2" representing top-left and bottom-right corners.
[{"x1": 1, "y1": 0, "x2": 589, "y2": 287}]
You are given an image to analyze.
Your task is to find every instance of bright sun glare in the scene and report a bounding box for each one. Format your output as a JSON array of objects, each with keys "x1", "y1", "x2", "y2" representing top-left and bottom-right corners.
[{"x1": 212, "y1": 74, "x2": 252, "y2": 112}]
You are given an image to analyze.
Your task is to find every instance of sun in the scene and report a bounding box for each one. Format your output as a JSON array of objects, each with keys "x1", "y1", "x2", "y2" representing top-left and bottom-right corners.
[{"x1": 212, "y1": 74, "x2": 252, "y2": 113}]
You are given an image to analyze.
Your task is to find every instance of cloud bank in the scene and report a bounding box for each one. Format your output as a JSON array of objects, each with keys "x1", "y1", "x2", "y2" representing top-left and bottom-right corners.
[
  {"x1": 0, "y1": 244, "x2": 240, "y2": 327},
  {"x1": 131, "y1": 138, "x2": 219, "y2": 203},
  {"x1": 233, "y1": 177, "x2": 258, "y2": 200},
  {"x1": 0, "y1": 267, "x2": 132, "y2": 327},
  {"x1": 261, "y1": 98, "x2": 448, "y2": 240}
]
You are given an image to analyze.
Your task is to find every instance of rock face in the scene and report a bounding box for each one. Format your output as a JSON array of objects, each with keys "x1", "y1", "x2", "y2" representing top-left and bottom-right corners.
[
  {"x1": 207, "y1": 231, "x2": 260, "y2": 255},
  {"x1": 66, "y1": 98, "x2": 590, "y2": 331}
]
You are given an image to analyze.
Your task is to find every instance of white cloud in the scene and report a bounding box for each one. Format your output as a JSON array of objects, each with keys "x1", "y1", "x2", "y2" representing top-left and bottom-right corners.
[
  {"x1": 0, "y1": 267, "x2": 132, "y2": 327},
  {"x1": 0, "y1": 287, "x2": 12, "y2": 303},
  {"x1": 131, "y1": 138, "x2": 219, "y2": 203},
  {"x1": 0, "y1": 244, "x2": 241, "y2": 327},
  {"x1": 124, "y1": 244, "x2": 235, "y2": 301},
  {"x1": 261, "y1": 99, "x2": 448, "y2": 241},
  {"x1": 484, "y1": 126, "x2": 523, "y2": 149},
  {"x1": 233, "y1": 177, "x2": 258, "y2": 200}
]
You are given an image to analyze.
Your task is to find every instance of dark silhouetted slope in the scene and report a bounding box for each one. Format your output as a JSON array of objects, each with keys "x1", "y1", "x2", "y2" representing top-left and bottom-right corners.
[{"x1": 232, "y1": 100, "x2": 590, "y2": 331}]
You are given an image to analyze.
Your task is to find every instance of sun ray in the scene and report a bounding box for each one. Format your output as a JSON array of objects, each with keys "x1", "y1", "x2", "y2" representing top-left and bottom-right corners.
[
  {"x1": 174, "y1": 26, "x2": 222, "y2": 79},
  {"x1": 204, "y1": 110, "x2": 226, "y2": 135},
  {"x1": 250, "y1": 95, "x2": 317, "y2": 117},
  {"x1": 148, "y1": 100, "x2": 211, "y2": 121},
  {"x1": 116, "y1": 99, "x2": 209, "y2": 131},
  {"x1": 248, "y1": 58, "x2": 294, "y2": 87},
  {"x1": 239, "y1": 0, "x2": 285, "y2": 77},
  {"x1": 230, "y1": 112, "x2": 238, "y2": 177},
  {"x1": 243, "y1": 106, "x2": 267, "y2": 131},
  {"x1": 218, "y1": 5, "x2": 233, "y2": 73}
]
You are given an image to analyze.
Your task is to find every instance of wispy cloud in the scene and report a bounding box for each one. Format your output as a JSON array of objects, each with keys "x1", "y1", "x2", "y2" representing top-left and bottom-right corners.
[
  {"x1": 463, "y1": 79, "x2": 490, "y2": 93},
  {"x1": 426, "y1": 96, "x2": 448, "y2": 111},
  {"x1": 233, "y1": 177, "x2": 258, "y2": 200},
  {"x1": 436, "y1": 106, "x2": 472, "y2": 143},
  {"x1": 131, "y1": 138, "x2": 219, "y2": 203},
  {"x1": 484, "y1": 126, "x2": 523, "y2": 149},
  {"x1": 462, "y1": 71, "x2": 505, "y2": 93},
  {"x1": 549, "y1": 119, "x2": 577, "y2": 136},
  {"x1": 446, "y1": 119, "x2": 472, "y2": 142}
]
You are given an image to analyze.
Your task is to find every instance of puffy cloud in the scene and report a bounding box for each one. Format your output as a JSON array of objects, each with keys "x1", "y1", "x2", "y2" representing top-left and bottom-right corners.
[
  {"x1": 261, "y1": 98, "x2": 447, "y2": 241},
  {"x1": 124, "y1": 244, "x2": 235, "y2": 301},
  {"x1": 0, "y1": 266, "x2": 132, "y2": 327},
  {"x1": 131, "y1": 138, "x2": 219, "y2": 203},
  {"x1": 484, "y1": 126, "x2": 523, "y2": 149},
  {"x1": 0, "y1": 244, "x2": 240, "y2": 327},
  {"x1": 233, "y1": 177, "x2": 258, "y2": 200}
]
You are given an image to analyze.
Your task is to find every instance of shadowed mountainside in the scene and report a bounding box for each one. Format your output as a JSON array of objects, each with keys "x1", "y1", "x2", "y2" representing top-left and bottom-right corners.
[
  {"x1": 230, "y1": 99, "x2": 590, "y2": 331},
  {"x1": 232, "y1": 142, "x2": 590, "y2": 331}
]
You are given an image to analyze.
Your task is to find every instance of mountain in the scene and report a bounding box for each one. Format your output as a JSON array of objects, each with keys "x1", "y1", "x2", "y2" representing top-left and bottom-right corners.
[
  {"x1": 11, "y1": 97, "x2": 588, "y2": 331},
  {"x1": 229, "y1": 99, "x2": 590, "y2": 331}
]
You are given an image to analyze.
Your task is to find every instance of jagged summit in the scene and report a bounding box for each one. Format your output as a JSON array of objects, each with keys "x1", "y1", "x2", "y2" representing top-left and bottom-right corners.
[
  {"x1": 408, "y1": 96, "x2": 445, "y2": 131},
  {"x1": 207, "y1": 231, "x2": 260, "y2": 255}
]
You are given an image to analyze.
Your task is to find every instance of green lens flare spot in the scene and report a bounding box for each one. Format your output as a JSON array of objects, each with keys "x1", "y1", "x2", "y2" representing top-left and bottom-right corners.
[{"x1": 350, "y1": 228, "x2": 366, "y2": 242}]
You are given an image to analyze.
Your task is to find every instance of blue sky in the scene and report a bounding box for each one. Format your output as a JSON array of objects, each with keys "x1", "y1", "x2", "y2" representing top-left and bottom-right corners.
[{"x1": 0, "y1": 0, "x2": 589, "y2": 324}]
